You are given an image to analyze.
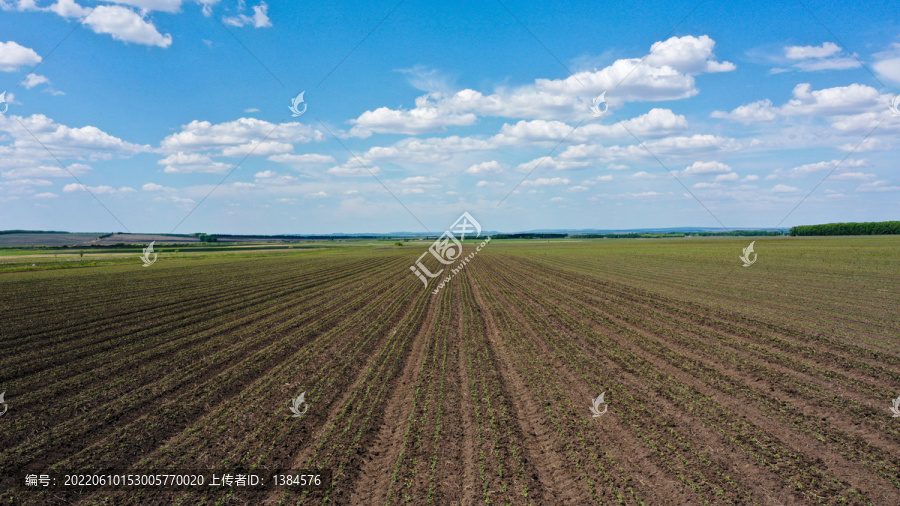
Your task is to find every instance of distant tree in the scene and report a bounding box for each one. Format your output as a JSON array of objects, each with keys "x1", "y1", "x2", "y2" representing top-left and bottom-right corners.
[
  {"x1": 78, "y1": 250, "x2": 84, "y2": 258},
  {"x1": 395, "y1": 242, "x2": 404, "y2": 246}
]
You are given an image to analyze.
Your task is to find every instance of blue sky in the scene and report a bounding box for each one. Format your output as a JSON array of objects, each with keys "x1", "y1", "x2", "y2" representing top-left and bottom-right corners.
[{"x1": 1, "y1": 0, "x2": 898, "y2": 234}]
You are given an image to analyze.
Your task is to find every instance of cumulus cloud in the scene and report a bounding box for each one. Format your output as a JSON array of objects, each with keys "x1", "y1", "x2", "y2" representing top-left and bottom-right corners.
[
  {"x1": 712, "y1": 83, "x2": 888, "y2": 124},
  {"x1": 558, "y1": 134, "x2": 741, "y2": 164},
  {"x1": 63, "y1": 183, "x2": 136, "y2": 194},
  {"x1": 142, "y1": 182, "x2": 174, "y2": 191},
  {"x1": 327, "y1": 158, "x2": 380, "y2": 177},
  {"x1": 678, "y1": 161, "x2": 733, "y2": 176},
  {"x1": 496, "y1": 108, "x2": 688, "y2": 143},
  {"x1": 160, "y1": 118, "x2": 323, "y2": 154},
  {"x1": 83, "y1": 5, "x2": 173, "y2": 48},
  {"x1": 0, "y1": 114, "x2": 149, "y2": 167},
  {"x1": 0, "y1": 40, "x2": 41, "y2": 71},
  {"x1": 158, "y1": 152, "x2": 230, "y2": 174},
  {"x1": 711, "y1": 99, "x2": 777, "y2": 124},
  {"x1": 778, "y1": 42, "x2": 860, "y2": 72},
  {"x1": 221, "y1": 141, "x2": 293, "y2": 157},
  {"x1": 21, "y1": 73, "x2": 49, "y2": 89},
  {"x1": 400, "y1": 176, "x2": 438, "y2": 184},
  {"x1": 465, "y1": 161, "x2": 503, "y2": 175},
  {"x1": 476, "y1": 180, "x2": 504, "y2": 187},
  {"x1": 348, "y1": 35, "x2": 732, "y2": 135}
]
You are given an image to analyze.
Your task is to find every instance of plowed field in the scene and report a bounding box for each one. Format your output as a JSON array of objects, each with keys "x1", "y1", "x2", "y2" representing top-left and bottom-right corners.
[{"x1": 1, "y1": 237, "x2": 898, "y2": 504}]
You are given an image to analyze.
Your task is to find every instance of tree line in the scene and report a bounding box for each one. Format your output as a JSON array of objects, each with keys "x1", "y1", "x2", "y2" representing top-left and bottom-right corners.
[{"x1": 789, "y1": 221, "x2": 900, "y2": 236}]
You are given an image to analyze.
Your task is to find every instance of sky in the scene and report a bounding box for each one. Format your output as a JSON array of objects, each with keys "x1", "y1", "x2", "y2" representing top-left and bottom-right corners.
[{"x1": 0, "y1": 0, "x2": 898, "y2": 234}]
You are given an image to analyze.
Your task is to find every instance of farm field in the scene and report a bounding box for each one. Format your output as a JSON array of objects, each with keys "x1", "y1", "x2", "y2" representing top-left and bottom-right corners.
[{"x1": 1, "y1": 236, "x2": 899, "y2": 504}]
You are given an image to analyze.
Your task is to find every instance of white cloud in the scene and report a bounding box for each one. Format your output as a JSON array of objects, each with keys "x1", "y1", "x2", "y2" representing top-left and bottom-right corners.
[
  {"x1": 831, "y1": 172, "x2": 876, "y2": 180},
  {"x1": 63, "y1": 183, "x2": 136, "y2": 194},
  {"x1": 305, "y1": 191, "x2": 328, "y2": 198},
  {"x1": 253, "y1": 170, "x2": 297, "y2": 184},
  {"x1": 45, "y1": 0, "x2": 92, "y2": 17},
  {"x1": 196, "y1": 0, "x2": 219, "y2": 16},
  {"x1": 772, "y1": 184, "x2": 799, "y2": 193},
  {"x1": 158, "y1": 152, "x2": 230, "y2": 173},
  {"x1": 21, "y1": 73, "x2": 48, "y2": 88},
  {"x1": 496, "y1": 108, "x2": 688, "y2": 143},
  {"x1": 83, "y1": 5, "x2": 173, "y2": 48},
  {"x1": 109, "y1": 0, "x2": 183, "y2": 13},
  {"x1": 521, "y1": 177, "x2": 569, "y2": 187},
  {"x1": 711, "y1": 99, "x2": 777, "y2": 124},
  {"x1": 465, "y1": 160, "x2": 503, "y2": 174},
  {"x1": 560, "y1": 134, "x2": 741, "y2": 163},
  {"x1": 327, "y1": 158, "x2": 380, "y2": 177},
  {"x1": 714, "y1": 172, "x2": 739, "y2": 182},
  {"x1": 2, "y1": 162, "x2": 91, "y2": 179},
  {"x1": 781, "y1": 83, "x2": 881, "y2": 116},
  {"x1": 268, "y1": 153, "x2": 336, "y2": 164},
  {"x1": 223, "y1": 2, "x2": 271, "y2": 28},
  {"x1": 581, "y1": 175, "x2": 613, "y2": 185},
  {"x1": 785, "y1": 42, "x2": 841, "y2": 60},
  {"x1": 780, "y1": 43, "x2": 859, "y2": 72},
  {"x1": 679, "y1": 160, "x2": 732, "y2": 175},
  {"x1": 767, "y1": 159, "x2": 867, "y2": 179},
  {"x1": 0, "y1": 40, "x2": 41, "y2": 72},
  {"x1": 856, "y1": 180, "x2": 900, "y2": 192},
  {"x1": 34, "y1": 192, "x2": 58, "y2": 198},
  {"x1": 142, "y1": 182, "x2": 173, "y2": 191},
  {"x1": 873, "y1": 58, "x2": 900, "y2": 85},
  {"x1": 160, "y1": 117, "x2": 323, "y2": 154},
  {"x1": 349, "y1": 98, "x2": 477, "y2": 137},
  {"x1": 0, "y1": 114, "x2": 148, "y2": 163},
  {"x1": 476, "y1": 180, "x2": 504, "y2": 187},
  {"x1": 348, "y1": 35, "x2": 732, "y2": 135},
  {"x1": 838, "y1": 138, "x2": 887, "y2": 152},
  {"x1": 401, "y1": 176, "x2": 438, "y2": 184},
  {"x1": 567, "y1": 185, "x2": 588, "y2": 192},
  {"x1": 221, "y1": 141, "x2": 293, "y2": 157},
  {"x1": 711, "y1": 83, "x2": 888, "y2": 124}
]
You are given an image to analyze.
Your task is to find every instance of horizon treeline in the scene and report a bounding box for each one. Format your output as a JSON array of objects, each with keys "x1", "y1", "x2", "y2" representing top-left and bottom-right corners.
[{"x1": 789, "y1": 221, "x2": 900, "y2": 236}]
